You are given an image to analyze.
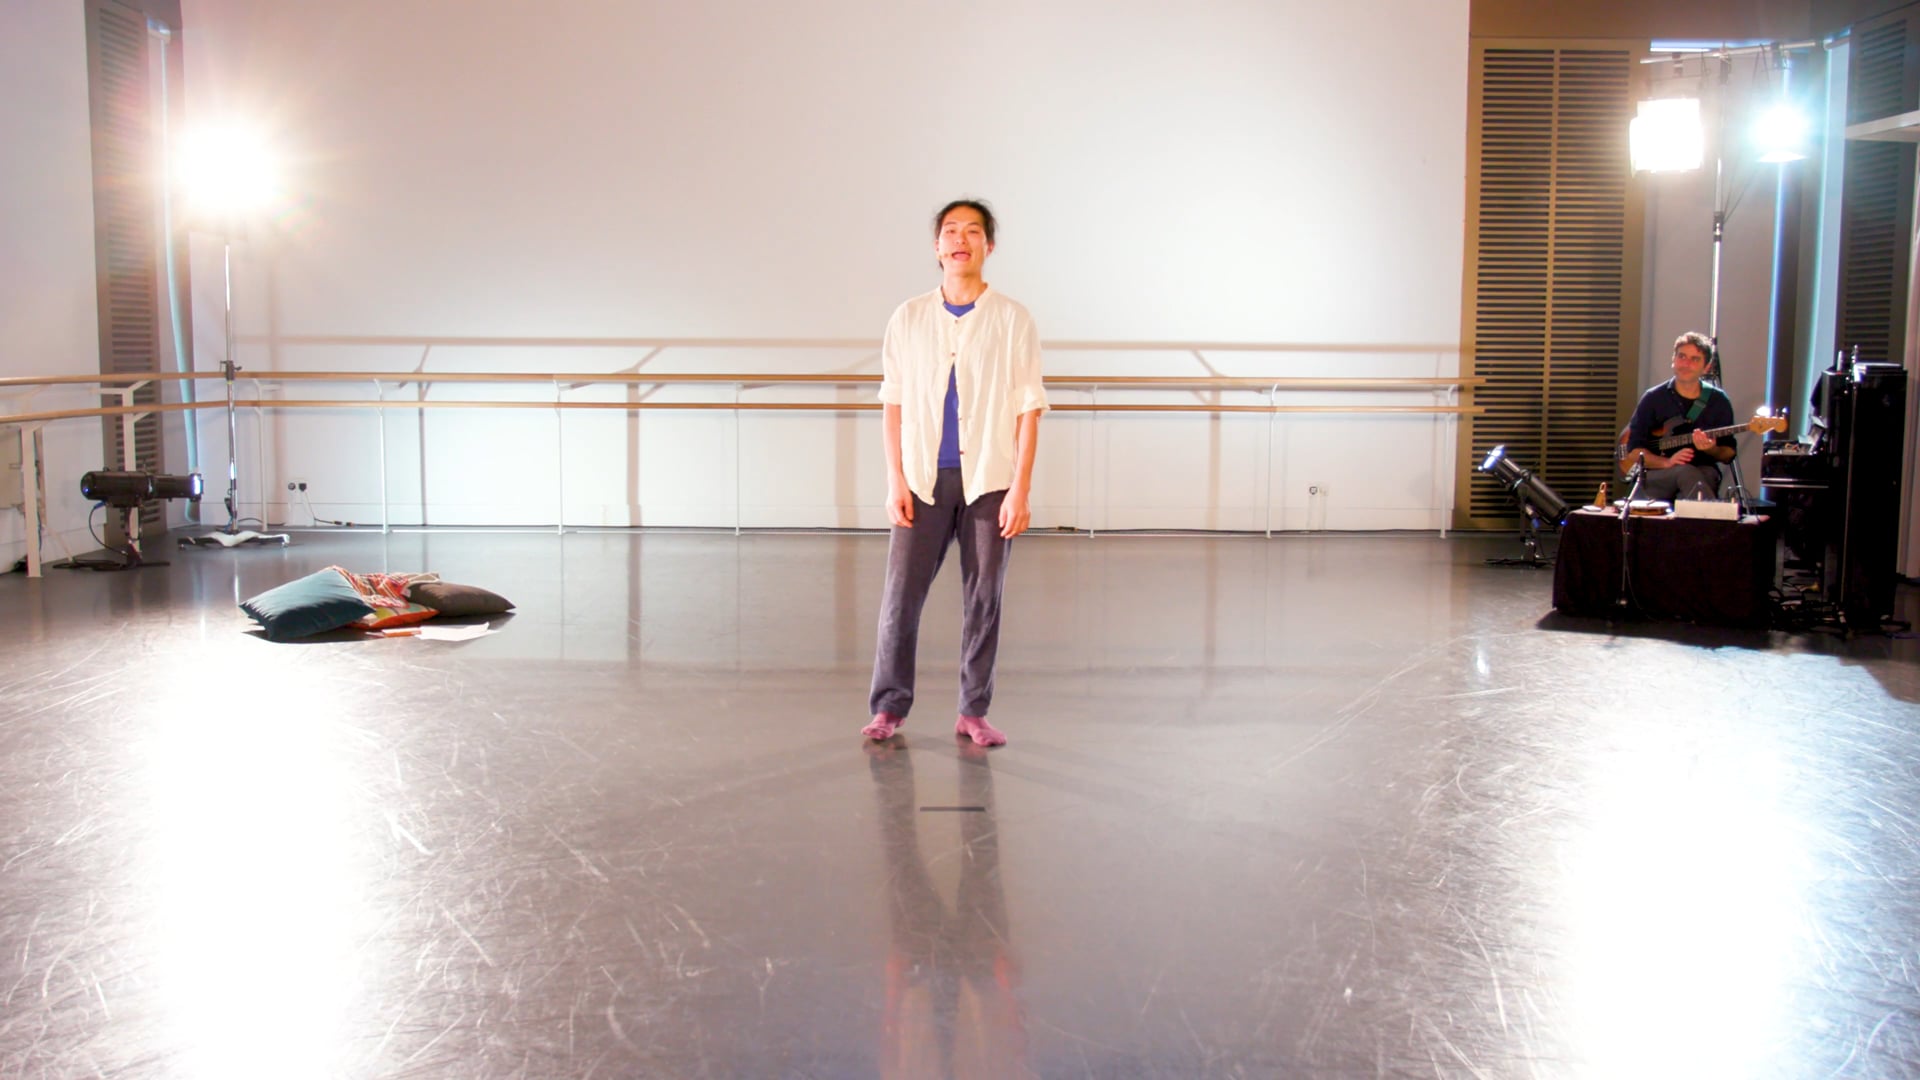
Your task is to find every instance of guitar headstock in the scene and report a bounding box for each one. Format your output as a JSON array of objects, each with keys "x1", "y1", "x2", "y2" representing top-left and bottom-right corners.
[{"x1": 1747, "y1": 411, "x2": 1787, "y2": 436}]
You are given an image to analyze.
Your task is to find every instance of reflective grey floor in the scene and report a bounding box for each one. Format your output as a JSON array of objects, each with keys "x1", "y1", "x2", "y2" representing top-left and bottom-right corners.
[{"x1": 2, "y1": 530, "x2": 1917, "y2": 1079}]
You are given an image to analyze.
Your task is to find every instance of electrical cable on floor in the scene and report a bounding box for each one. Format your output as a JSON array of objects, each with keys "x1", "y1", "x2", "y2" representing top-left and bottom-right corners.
[
  {"x1": 51, "y1": 503, "x2": 138, "y2": 571},
  {"x1": 301, "y1": 487, "x2": 354, "y2": 527},
  {"x1": 86, "y1": 503, "x2": 136, "y2": 562},
  {"x1": 1767, "y1": 569, "x2": 1912, "y2": 636}
]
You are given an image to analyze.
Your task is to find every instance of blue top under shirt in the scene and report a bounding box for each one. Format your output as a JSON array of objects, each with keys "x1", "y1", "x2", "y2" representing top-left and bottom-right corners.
[{"x1": 937, "y1": 299, "x2": 974, "y2": 468}]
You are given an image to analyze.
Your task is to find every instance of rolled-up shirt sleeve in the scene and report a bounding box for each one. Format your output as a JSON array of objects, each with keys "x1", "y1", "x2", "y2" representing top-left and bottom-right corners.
[
  {"x1": 1013, "y1": 311, "x2": 1049, "y2": 415},
  {"x1": 877, "y1": 311, "x2": 905, "y2": 406}
]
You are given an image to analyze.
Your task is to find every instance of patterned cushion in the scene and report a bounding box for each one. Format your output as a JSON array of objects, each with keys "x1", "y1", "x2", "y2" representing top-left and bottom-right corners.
[{"x1": 356, "y1": 602, "x2": 439, "y2": 631}]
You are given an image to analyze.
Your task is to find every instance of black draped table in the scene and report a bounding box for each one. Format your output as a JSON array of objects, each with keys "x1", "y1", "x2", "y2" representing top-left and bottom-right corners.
[{"x1": 1551, "y1": 508, "x2": 1778, "y2": 626}]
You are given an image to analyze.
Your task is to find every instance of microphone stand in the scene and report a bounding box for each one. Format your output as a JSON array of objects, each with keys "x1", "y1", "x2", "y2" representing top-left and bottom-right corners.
[{"x1": 1619, "y1": 458, "x2": 1647, "y2": 613}]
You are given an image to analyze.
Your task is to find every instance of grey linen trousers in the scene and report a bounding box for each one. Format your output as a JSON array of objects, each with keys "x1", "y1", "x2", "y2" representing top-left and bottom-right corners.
[{"x1": 868, "y1": 468, "x2": 1012, "y2": 720}]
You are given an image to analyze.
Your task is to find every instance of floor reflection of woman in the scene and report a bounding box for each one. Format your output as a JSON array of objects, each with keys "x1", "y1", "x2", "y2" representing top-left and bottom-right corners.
[{"x1": 867, "y1": 743, "x2": 1032, "y2": 1079}]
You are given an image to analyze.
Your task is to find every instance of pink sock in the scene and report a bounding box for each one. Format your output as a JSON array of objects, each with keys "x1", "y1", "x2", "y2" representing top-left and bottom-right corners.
[
  {"x1": 955, "y1": 715, "x2": 1007, "y2": 747},
  {"x1": 862, "y1": 713, "x2": 904, "y2": 741}
]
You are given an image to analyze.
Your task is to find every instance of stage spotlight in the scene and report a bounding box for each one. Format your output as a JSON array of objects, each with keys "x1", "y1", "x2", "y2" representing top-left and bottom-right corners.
[
  {"x1": 66, "y1": 470, "x2": 203, "y2": 572},
  {"x1": 1478, "y1": 446, "x2": 1570, "y2": 525},
  {"x1": 1478, "y1": 446, "x2": 1571, "y2": 568},
  {"x1": 1752, "y1": 100, "x2": 1810, "y2": 163},
  {"x1": 1630, "y1": 98, "x2": 1704, "y2": 173},
  {"x1": 81, "y1": 470, "x2": 204, "y2": 508}
]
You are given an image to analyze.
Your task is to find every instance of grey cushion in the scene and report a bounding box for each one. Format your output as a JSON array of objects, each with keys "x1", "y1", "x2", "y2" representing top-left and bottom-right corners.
[{"x1": 410, "y1": 581, "x2": 514, "y2": 617}]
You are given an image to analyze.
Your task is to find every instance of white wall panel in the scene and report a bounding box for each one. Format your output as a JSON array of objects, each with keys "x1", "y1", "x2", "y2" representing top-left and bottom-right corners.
[
  {"x1": 1, "y1": 2, "x2": 105, "y2": 565},
  {"x1": 159, "y1": 0, "x2": 1472, "y2": 532}
]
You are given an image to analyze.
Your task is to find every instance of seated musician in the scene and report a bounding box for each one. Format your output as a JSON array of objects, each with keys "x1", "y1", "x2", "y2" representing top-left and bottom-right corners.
[{"x1": 1621, "y1": 331, "x2": 1737, "y2": 502}]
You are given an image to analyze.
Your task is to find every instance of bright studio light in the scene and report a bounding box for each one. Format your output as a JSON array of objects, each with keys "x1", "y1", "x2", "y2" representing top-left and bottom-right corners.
[
  {"x1": 1630, "y1": 98, "x2": 1705, "y2": 173},
  {"x1": 177, "y1": 123, "x2": 281, "y2": 217},
  {"x1": 1752, "y1": 101, "x2": 1811, "y2": 163}
]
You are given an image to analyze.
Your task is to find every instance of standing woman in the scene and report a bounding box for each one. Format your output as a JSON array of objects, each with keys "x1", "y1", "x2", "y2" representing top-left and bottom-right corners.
[{"x1": 863, "y1": 199, "x2": 1048, "y2": 748}]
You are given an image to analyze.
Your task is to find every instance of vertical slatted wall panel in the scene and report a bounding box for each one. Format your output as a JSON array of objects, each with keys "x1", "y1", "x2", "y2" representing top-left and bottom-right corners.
[
  {"x1": 87, "y1": 0, "x2": 166, "y2": 535},
  {"x1": 1457, "y1": 44, "x2": 1642, "y2": 528},
  {"x1": 1836, "y1": 15, "x2": 1917, "y2": 367}
]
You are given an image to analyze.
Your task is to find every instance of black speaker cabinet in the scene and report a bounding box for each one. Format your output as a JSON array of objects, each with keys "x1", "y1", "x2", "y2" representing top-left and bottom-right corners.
[
  {"x1": 1762, "y1": 478, "x2": 1831, "y2": 572},
  {"x1": 1836, "y1": 363, "x2": 1909, "y2": 627}
]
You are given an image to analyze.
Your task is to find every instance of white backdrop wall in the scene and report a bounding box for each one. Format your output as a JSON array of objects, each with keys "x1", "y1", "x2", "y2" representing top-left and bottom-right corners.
[
  {"x1": 1, "y1": 1, "x2": 105, "y2": 568},
  {"x1": 174, "y1": 0, "x2": 1471, "y2": 532}
]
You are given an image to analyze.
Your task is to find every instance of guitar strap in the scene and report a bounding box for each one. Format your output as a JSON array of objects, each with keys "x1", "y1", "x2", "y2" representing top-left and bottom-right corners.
[
  {"x1": 1681, "y1": 389, "x2": 1718, "y2": 479},
  {"x1": 1681, "y1": 390, "x2": 1708, "y2": 423}
]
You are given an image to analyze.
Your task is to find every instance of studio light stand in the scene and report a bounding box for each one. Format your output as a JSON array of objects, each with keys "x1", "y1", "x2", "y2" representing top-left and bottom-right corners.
[
  {"x1": 1704, "y1": 120, "x2": 1762, "y2": 520},
  {"x1": 179, "y1": 233, "x2": 287, "y2": 552},
  {"x1": 1487, "y1": 505, "x2": 1556, "y2": 568},
  {"x1": 1638, "y1": 47, "x2": 1809, "y2": 520}
]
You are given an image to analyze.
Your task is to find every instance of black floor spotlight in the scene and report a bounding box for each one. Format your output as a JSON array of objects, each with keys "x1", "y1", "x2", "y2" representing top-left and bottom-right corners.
[
  {"x1": 60, "y1": 470, "x2": 204, "y2": 571},
  {"x1": 1476, "y1": 445, "x2": 1570, "y2": 568}
]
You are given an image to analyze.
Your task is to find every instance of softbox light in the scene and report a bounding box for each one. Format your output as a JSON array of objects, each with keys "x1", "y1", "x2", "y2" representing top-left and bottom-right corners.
[{"x1": 1630, "y1": 97, "x2": 1705, "y2": 173}]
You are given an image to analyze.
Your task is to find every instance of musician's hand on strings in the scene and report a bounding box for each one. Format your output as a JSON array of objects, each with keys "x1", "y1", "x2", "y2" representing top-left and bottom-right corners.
[
  {"x1": 1668, "y1": 447, "x2": 1694, "y2": 466},
  {"x1": 1690, "y1": 429, "x2": 1715, "y2": 452}
]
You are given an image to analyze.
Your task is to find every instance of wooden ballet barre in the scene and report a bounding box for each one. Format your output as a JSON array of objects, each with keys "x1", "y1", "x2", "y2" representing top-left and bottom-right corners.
[
  {"x1": 235, "y1": 333, "x2": 1462, "y2": 355},
  {"x1": 1, "y1": 361, "x2": 1478, "y2": 576},
  {"x1": 0, "y1": 397, "x2": 1482, "y2": 426},
  {"x1": 229, "y1": 400, "x2": 1481, "y2": 415},
  {"x1": 0, "y1": 400, "x2": 217, "y2": 424},
  {"x1": 1050, "y1": 376, "x2": 1482, "y2": 389},
  {"x1": 0, "y1": 372, "x2": 198, "y2": 389},
  {"x1": 0, "y1": 370, "x2": 1481, "y2": 391},
  {"x1": 1057, "y1": 404, "x2": 1482, "y2": 414},
  {"x1": 257, "y1": 372, "x2": 1482, "y2": 390}
]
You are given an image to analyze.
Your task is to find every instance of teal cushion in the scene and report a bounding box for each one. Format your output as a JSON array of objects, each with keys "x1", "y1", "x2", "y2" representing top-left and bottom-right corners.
[{"x1": 239, "y1": 569, "x2": 374, "y2": 641}]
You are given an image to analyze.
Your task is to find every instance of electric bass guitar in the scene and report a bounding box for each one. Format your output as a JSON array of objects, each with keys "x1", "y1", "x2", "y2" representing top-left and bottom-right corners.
[
  {"x1": 1647, "y1": 413, "x2": 1786, "y2": 452},
  {"x1": 1617, "y1": 412, "x2": 1786, "y2": 473}
]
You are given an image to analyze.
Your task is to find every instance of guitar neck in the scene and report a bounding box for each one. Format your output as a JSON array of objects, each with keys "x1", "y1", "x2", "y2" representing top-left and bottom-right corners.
[{"x1": 1655, "y1": 423, "x2": 1743, "y2": 451}]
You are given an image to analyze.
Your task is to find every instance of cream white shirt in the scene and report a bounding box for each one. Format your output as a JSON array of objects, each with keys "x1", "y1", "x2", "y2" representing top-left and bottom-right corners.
[{"x1": 877, "y1": 286, "x2": 1049, "y2": 506}]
